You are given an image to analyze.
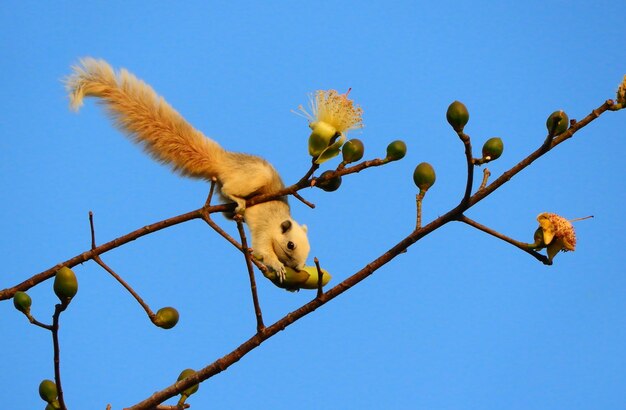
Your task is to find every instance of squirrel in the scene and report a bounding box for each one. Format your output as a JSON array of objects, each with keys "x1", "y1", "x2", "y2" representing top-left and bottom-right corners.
[{"x1": 65, "y1": 57, "x2": 310, "y2": 281}]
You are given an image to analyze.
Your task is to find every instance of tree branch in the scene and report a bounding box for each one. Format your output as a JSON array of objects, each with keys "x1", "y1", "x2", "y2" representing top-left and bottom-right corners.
[
  {"x1": 456, "y1": 214, "x2": 550, "y2": 264},
  {"x1": 235, "y1": 216, "x2": 265, "y2": 332},
  {"x1": 125, "y1": 98, "x2": 617, "y2": 409}
]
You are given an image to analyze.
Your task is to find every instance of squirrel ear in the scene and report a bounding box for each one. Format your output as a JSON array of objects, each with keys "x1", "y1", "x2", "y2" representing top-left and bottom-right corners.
[
  {"x1": 301, "y1": 224, "x2": 308, "y2": 233},
  {"x1": 280, "y1": 220, "x2": 292, "y2": 233}
]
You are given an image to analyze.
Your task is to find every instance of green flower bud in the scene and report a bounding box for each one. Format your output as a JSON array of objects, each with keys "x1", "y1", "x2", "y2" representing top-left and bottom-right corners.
[
  {"x1": 53, "y1": 266, "x2": 78, "y2": 302},
  {"x1": 482, "y1": 137, "x2": 504, "y2": 161},
  {"x1": 546, "y1": 110, "x2": 569, "y2": 135},
  {"x1": 177, "y1": 368, "x2": 200, "y2": 397},
  {"x1": 39, "y1": 379, "x2": 58, "y2": 403},
  {"x1": 446, "y1": 101, "x2": 469, "y2": 132},
  {"x1": 413, "y1": 162, "x2": 436, "y2": 191},
  {"x1": 13, "y1": 291, "x2": 32, "y2": 314},
  {"x1": 385, "y1": 140, "x2": 407, "y2": 161},
  {"x1": 316, "y1": 170, "x2": 342, "y2": 192},
  {"x1": 308, "y1": 121, "x2": 338, "y2": 157},
  {"x1": 342, "y1": 138, "x2": 365, "y2": 163},
  {"x1": 154, "y1": 307, "x2": 179, "y2": 329}
]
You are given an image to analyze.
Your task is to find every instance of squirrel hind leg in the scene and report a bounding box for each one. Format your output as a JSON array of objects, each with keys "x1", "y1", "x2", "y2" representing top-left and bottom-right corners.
[{"x1": 219, "y1": 186, "x2": 248, "y2": 215}]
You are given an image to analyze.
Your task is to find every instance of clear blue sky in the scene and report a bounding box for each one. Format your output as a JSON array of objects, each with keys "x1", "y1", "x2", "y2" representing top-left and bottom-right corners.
[{"x1": 2, "y1": 1, "x2": 625, "y2": 409}]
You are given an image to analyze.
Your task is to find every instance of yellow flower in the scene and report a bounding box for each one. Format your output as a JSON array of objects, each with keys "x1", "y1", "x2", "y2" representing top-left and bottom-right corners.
[
  {"x1": 295, "y1": 89, "x2": 364, "y2": 163},
  {"x1": 536, "y1": 212, "x2": 577, "y2": 262},
  {"x1": 617, "y1": 75, "x2": 626, "y2": 106},
  {"x1": 296, "y1": 89, "x2": 364, "y2": 133}
]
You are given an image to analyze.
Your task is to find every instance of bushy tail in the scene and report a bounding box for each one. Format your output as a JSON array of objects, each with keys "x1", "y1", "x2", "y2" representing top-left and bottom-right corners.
[{"x1": 65, "y1": 57, "x2": 226, "y2": 180}]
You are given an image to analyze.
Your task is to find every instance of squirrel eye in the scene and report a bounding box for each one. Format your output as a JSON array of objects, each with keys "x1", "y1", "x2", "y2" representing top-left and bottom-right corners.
[{"x1": 287, "y1": 241, "x2": 295, "y2": 250}]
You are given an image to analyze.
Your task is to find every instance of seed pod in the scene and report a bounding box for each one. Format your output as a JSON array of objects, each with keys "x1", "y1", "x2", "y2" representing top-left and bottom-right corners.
[
  {"x1": 177, "y1": 368, "x2": 200, "y2": 397},
  {"x1": 385, "y1": 140, "x2": 407, "y2": 161},
  {"x1": 342, "y1": 138, "x2": 365, "y2": 163},
  {"x1": 273, "y1": 266, "x2": 332, "y2": 291},
  {"x1": 39, "y1": 379, "x2": 58, "y2": 403},
  {"x1": 13, "y1": 291, "x2": 32, "y2": 314},
  {"x1": 316, "y1": 170, "x2": 342, "y2": 192},
  {"x1": 446, "y1": 101, "x2": 469, "y2": 132},
  {"x1": 482, "y1": 137, "x2": 504, "y2": 161},
  {"x1": 154, "y1": 307, "x2": 179, "y2": 329},
  {"x1": 300, "y1": 266, "x2": 332, "y2": 289},
  {"x1": 413, "y1": 162, "x2": 436, "y2": 191},
  {"x1": 546, "y1": 110, "x2": 569, "y2": 135},
  {"x1": 53, "y1": 266, "x2": 78, "y2": 302}
]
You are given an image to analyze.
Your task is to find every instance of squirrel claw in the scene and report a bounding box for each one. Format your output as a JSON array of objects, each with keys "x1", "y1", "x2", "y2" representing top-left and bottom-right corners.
[{"x1": 268, "y1": 263, "x2": 286, "y2": 283}]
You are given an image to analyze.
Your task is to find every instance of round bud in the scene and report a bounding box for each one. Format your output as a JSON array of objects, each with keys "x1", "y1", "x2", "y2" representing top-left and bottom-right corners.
[
  {"x1": 413, "y1": 162, "x2": 436, "y2": 191},
  {"x1": 154, "y1": 307, "x2": 179, "y2": 329},
  {"x1": 446, "y1": 101, "x2": 469, "y2": 132},
  {"x1": 546, "y1": 110, "x2": 569, "y2": 135},
  {"x1": 13, "y1": 291, "x2": 32, "y2": 314},
  {"x1": 482, "y1": 137, "x2": 504, "y2": 161},
  {"x1": 385, "y1": 140, "x2": 407, "y2": 161},
  {"x1": 53, "y1": 267, "x2": 78, "y2": 302},
  {"x1": 39, "y1": 379, "x2": 58, "y2": 403},
  {"x1": 342, "y1": 138, "x2": 365, "y2": 163},
  {"x1": 177, "y1": 368, "x2": 200, "y2": 397},
  {"x1": 316, "y1": 171, "x2": 342, "y2": 192}
]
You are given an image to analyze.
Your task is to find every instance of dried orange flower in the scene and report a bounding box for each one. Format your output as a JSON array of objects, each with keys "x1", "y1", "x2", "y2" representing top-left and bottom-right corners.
[
  {"x1": 536, "y1": 212, "x2": 577, "y2": 262},
  {"x1": 617, "y1": 75, "x2": 626, "y2": 106}
]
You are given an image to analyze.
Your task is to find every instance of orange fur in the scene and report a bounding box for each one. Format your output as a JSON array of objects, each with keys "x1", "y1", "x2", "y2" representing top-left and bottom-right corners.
[{"x1": 66, "y1": 58, "x2": 226, "y2": 180}]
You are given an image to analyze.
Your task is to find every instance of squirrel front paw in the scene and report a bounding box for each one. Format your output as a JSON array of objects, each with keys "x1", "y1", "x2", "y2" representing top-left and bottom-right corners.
[
  {"x1": 253, "y1": 251, "x2": 287, "y2": 283},
  {"x1": 267, "y1": 262, "x2": 286, "y2": 283},
  {"x1": 258, "y1": 257, "x2": 286, "y2": 283}
]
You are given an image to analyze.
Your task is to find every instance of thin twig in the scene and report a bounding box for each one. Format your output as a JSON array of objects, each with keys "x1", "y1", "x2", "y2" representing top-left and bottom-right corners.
[
  {"x1": 457, "y1": 214, "x2": 550, "y2": 264},
  {"x1": 313, "y1": 257, "x2": 323, "y2": 299},
  {"x1": 234, "y1": 216, "x2": 265, "y2": 333},
  {"x1": 296, "y1": 162, "x2": 320, "y2": 187},
  {"x1": 94, "y1": 255, "x2": 156, "y2": 317},
  {"x1": 457, "y1": 131, "x2": 474, "y2": 206},
  {"x1": 200, "y1": 212, "x2": 269, "y2": 277},
  {"x1": 89, "y1": 212, "x2": 156, "y2": 318},
  {"x1": 27, "y1": 315, "x2": 53, "y2": 331},
  {"x1": 416, "y1": 191, "x2": 425, "y2": 229},
  {"x1": 478, "y1": 168, "x2": 491, "y2": 191},
  {"x1": 204, "y1": 178, "x2": 218, "y2": 208},
  {"x1": 200, "y1": 181, "x2": 271, "y2": 277},
  {"x1": 52, "y1": 302, "x2": 69, "y2": 410},
  {"x1": 89, "y1": 211, "x2": 96, "y2": 249},
  {"x1": 292, "y1": 191, "x2": 315, "y2": 208}
]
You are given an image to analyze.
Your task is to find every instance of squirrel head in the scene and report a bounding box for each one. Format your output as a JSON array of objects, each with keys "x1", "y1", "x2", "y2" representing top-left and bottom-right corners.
[{"x1": 273, "y1": 219, "x2": 310, "y2": 270}]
